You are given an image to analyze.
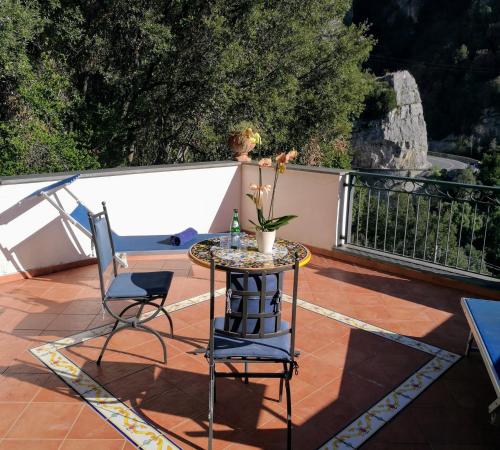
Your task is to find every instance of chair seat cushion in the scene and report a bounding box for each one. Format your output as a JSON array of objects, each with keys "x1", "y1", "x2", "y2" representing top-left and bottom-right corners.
[
  {"x1": 210, "y1": 318, "x2": 291, "y2": 361},
  {"x1": 464, "y1": 298, "x2": 500, "y2": 375},
  {"x1": 106, "y1": 271, "x2": 174, "y2": 299}
]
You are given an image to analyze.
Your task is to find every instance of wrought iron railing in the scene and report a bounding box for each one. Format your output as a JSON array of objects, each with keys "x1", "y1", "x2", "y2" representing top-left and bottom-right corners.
[{"x1": 343, "y1": 172, "x2": 500, "y2": 278}]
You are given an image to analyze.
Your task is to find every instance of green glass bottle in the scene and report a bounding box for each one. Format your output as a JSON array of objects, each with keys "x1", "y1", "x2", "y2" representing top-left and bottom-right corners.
[{"x1": 230, "y1": 208, "x2": 241, "y2": 249}]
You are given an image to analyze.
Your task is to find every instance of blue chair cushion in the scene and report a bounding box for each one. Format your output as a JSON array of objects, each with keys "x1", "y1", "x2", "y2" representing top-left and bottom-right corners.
[
  {"x1": 211, "y1": 318, "x2": 291, "y2": 361},
  {"x1": 464, "y1": 298, "x2": 500, "y2": 375},
  {"x1": 106, "y1": 271, "x2": 174, "y2": 299},
  {"x1": 227, "y1": 273, "x2": 281, "y2": 334}
]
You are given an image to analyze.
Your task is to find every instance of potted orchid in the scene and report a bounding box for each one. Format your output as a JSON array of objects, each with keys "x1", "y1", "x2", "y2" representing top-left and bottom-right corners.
[{"x1": 247, "y1": 149, "x2": 298, "y2": 254}]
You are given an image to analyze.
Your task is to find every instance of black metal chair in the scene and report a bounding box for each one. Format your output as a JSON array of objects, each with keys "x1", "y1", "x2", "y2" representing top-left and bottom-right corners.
[
  {"x1": 206, "y1": 254, "x2": 300, "y2": 450},
  {"x1": 88, "y1": 202, "x2": 174, "y2": 365}
]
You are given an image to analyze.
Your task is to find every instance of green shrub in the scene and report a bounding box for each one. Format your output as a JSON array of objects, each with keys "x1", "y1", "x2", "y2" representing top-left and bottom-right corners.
[
  {"x1": 320, "y1": 137, "x2": 352, "y2": 169},
  {"x1": 361, "y1": 79, "x2": 397, "y2": 121}
]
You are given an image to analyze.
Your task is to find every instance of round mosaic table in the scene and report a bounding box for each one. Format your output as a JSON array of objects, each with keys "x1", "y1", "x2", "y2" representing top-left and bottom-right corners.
[{"x1": 188, "y1": 234, "x2": 311, "y2": 272}]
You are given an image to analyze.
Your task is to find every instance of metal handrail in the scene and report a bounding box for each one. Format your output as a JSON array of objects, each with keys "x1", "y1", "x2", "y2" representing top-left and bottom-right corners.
[
  {"x1": 343, "y1": 171, "x2": 500, "y2": 278},
  {"x1": 347, "y1": 171, "x2": 500, "y2": 193}
]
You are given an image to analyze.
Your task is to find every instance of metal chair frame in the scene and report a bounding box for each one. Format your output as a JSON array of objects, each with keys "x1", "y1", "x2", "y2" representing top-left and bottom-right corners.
[
  {"x1": 206, "y1": 254, "x2": 300, "y2": 450},
  {"x1": 88, "y1": 202, "x2": 174, "y2": 365}
]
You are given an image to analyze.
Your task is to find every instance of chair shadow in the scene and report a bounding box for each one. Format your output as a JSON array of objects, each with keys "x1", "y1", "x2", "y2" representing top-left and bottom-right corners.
[
  {"x1": 294, "y1": 260, "x2": 475, "y2": 352},
  {"x1": 303, "y1": 260, "x2": 466, "y2": 313},
  {"x1": 1, "y1": 321, "x2": 448, "y2": 449}
]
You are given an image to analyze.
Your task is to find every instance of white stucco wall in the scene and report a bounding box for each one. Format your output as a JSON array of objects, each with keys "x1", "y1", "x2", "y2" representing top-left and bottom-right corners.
[
  {"x1": 0, "y1": 163, "x2": 241, "y2": 275},
  {"x1": 240, "y1": 164, "x2": 346, "y2": 250},
  {"x1": 0, "y1": 161, "x2": 346, "y2": 277}
]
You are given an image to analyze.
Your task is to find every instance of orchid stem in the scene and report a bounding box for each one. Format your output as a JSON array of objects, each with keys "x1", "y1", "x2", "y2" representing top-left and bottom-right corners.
[
  {"x1": 268, "y1": 165, "x2": 279, "y2": 220},
  {"x1": 258, "y1": 167, "x2": 263, "y2": 229}
]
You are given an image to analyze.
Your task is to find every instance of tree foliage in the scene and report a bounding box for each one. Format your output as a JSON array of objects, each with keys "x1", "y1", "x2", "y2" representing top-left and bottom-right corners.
[
  {"x1": 0, "y1": 0, "x2": 99, "y2": 175},
  {"x1": 0, "y1": 0, "x2": 374, "y2": 175},
  {"x1": 352, "y1": 184, "x2": 495, "y2": 276},
  {"x1": 360, "y1": 78, "x2": 397, "y2": 121}
]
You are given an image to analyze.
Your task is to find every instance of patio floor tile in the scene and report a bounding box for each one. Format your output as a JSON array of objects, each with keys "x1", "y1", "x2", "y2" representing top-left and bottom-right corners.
[
  {"x1": 45, "y1": 314, "x2": 96, "y2": 331},
  {"x1": 6, "y1": 402, "x2": 83, "y2": 439},
  {"x1": 0, "y1": 253, "x2": 496, "y2": 449},
  {"x1": 0, "y1": 440, "x2": 63, "y2": 450},
  {"x1": 59, "y1": 440, "x2": 126, "y2": 450},
  {"x1": 66, "y1": 407, "x2": 125, "y2": 440},
  {"x1": 0, "y1": 403, "x2": 27, "y2": 438}
]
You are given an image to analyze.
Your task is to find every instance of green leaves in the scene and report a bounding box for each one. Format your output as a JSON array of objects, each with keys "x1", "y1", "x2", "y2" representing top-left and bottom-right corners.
[
  {"x1": 246, "y1": 191, "x2": 298, "y2": 231},
  {"x1": 258, "y1": 215, "x2": 298, "y2": 231},
  {"x1": 248, "y1": 214, "x2": 298, "y2": 232},
  {"x1": 1, "y1": 0, "x2": 374, "y2": 175},
  {"x1": 0, "y1": 0, "x2": 99, "y2": 176}
]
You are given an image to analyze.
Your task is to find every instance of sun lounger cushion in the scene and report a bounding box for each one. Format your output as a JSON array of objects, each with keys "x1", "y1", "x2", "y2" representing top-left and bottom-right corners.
[{"x1": 463, "y1": 298, "x2": 500, "y2": 374}]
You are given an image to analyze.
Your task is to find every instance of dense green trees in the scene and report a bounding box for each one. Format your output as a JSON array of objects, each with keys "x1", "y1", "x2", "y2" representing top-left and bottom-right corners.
[
  {"x1": 0, "y1": 0, "x2": 374, "y2": 175},
  {"x1": 0, "y1": 0, "x2": 99, "y2": 175}
]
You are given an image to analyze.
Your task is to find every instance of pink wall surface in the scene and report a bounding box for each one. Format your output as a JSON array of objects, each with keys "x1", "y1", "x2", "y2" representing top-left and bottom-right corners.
[{"x1": 240, "y1": 163, "x2": 347, "y2": 250}]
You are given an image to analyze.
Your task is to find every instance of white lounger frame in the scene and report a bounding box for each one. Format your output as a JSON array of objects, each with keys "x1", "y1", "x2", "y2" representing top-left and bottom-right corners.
[{"x1": 34, "y1": 176, "x2": 128, "y2": 267}]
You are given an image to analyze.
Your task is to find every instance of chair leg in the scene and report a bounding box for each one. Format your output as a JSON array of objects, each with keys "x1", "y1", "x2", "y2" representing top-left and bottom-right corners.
[
  {"x1": 161, "y1": 307, "x2": 175, "y2": 338},
  {"x1": 137, "y1": 324, "x2": 167, "y2": 363},
  {"x1": 279, "y1": 362, "x2": 287, "y2": 402},
  {"x1": 285, "y1": 377, "x2": 292, "y2": 450},
  {"x1": 208, "y1": 364, "x2": 215, "y2": 450},
  {"x1": 244, "y1": 361, "x2": 249, "y2": 384},
  {"x1": 96, "y1": 325, "x2": 128, "y2": 365}
]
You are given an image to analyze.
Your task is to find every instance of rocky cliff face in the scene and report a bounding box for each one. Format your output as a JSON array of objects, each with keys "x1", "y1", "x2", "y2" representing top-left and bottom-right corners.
[{"x1": 352, "y1": 70, "x2": 430, "y2": 170}]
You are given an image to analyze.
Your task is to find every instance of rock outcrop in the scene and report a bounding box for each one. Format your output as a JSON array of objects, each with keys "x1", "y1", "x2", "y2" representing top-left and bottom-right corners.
[{"x1": 352, "y1": 70, "x2": 430, "y2": 170}]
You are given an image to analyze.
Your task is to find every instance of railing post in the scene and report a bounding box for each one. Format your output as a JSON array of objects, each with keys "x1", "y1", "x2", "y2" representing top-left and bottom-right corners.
[{"x1": 338, "y1": 173, "x2": 353, "y2": 246}]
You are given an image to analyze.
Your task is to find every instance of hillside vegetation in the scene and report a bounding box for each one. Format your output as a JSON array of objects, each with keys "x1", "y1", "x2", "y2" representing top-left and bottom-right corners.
[{"x1": 0, "y1": 0, "x2": 374, "y2": 175}]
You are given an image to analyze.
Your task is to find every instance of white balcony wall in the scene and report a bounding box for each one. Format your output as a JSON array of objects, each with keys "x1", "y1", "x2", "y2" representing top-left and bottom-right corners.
[
  {"x1": 241, "y1": 164, "x2": 346, "y2": 250},
  {"x1": 0, "y1": 163, "x2": 241, "y2": 276}
]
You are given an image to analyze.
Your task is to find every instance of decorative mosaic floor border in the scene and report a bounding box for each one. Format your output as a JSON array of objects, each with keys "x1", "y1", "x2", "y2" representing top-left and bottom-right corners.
[
  {"x1": 30, "y1": 289, "x2": 226, "y2": 450},
  {"x1": 282, "y1": 295, "x2": 461, "y2": 449},
  {"x1": 30, "y1": 290, "x2": 460, "y2": 450}
]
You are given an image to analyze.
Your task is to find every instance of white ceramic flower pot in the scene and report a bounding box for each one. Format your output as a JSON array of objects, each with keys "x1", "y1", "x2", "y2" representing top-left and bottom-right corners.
[{"x1": 256, "y1": 230, "x2": 276, "y2": 254}]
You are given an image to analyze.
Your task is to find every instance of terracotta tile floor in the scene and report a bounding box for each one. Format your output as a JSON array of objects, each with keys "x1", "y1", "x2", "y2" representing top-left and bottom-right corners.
[{"x1": 0, "y1": 254, "x2": 499, "y2": 449}]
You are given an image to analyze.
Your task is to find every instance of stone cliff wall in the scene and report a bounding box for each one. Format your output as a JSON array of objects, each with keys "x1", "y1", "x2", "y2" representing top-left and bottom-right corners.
[{"x1": 351, "y1": 70, "x2": 430, "y2": 170}]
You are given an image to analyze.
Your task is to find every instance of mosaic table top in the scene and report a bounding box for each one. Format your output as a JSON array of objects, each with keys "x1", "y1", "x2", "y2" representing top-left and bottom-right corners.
[{"x1": 188, "y1": 234, "x2": 311, "y2": 271}]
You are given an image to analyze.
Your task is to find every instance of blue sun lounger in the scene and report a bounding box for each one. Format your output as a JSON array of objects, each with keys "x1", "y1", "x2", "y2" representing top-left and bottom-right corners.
[
  {"x1": 462, "y1": 298, "x2": 500, "y2": 424},
  {"x1": 24, "y1": 173, "x2": 225, "y2": 255}
]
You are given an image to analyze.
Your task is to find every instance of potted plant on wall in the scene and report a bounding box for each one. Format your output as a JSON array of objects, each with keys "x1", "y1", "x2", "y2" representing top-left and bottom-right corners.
[
  {"x1": 228, "y1": 121, "x2": 262, "y2": 161},
  {"x1": 247, "y1": 149, "x2": 298, "y2": 254}
]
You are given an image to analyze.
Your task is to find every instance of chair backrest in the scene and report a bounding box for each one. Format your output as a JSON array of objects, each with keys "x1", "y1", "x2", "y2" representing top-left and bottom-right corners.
[
  {"x1": 87, "y1": 202, "x2": 117, "y2": 299},
  {"x1": 223, "y1": 271, "x2": 284, "y2": 337},
  {"x1": 209, "y1": 255, "x2": 300, "y2": 361}
]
